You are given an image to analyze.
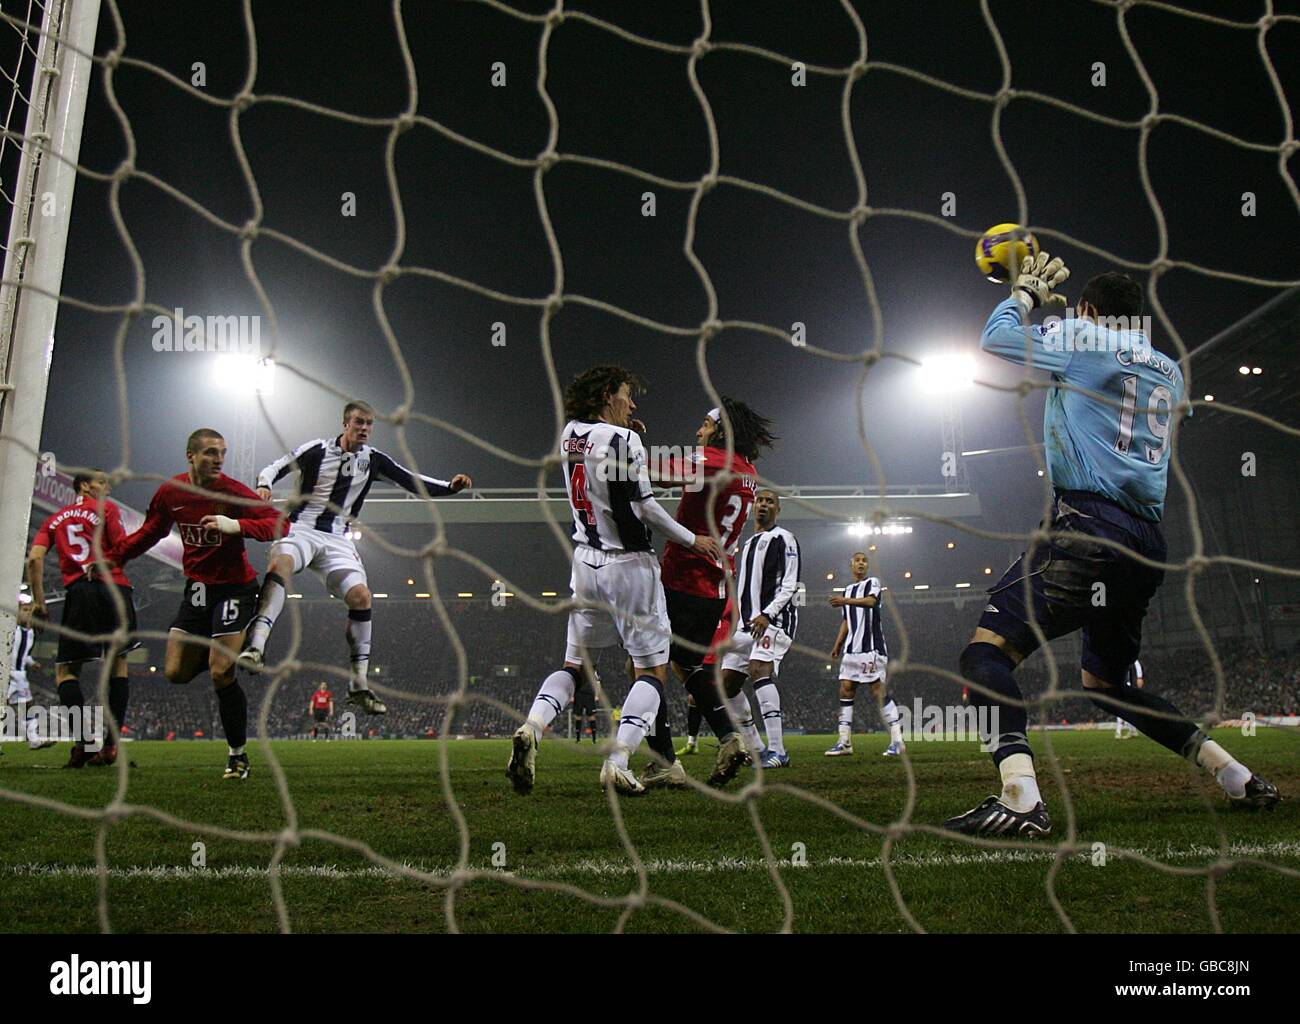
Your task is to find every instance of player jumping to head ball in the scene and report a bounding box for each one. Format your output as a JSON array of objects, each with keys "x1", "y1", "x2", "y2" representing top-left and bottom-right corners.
[{"x1": 238, "y1": 400, "x2": 472, "y2": 715}]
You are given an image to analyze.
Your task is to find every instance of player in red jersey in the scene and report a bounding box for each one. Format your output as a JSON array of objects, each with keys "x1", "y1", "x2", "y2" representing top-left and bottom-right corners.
[
  {"x1": 111, "y1": 428, "x2": 286, "y2": 781},
  {"x1": 653, "y1": 397, "x2": 775, "y2": 788},
  {"x1": 26, "y1": 470, "x2": 140, "y2": 768},
  {"x1": 308, "y1": 685, "x2": 334, "y2": 739}
]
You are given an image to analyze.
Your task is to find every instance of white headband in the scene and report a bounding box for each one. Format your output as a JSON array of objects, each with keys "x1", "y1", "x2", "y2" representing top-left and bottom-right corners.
[{"x1": 706, "y1": 407, "x2": 721, "y2": 422}]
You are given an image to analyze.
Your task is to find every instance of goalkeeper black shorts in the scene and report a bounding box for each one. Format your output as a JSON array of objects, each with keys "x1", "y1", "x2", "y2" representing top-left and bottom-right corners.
[{"x1": 977, "y1": 489, "x2": 1166, "y2": 687}]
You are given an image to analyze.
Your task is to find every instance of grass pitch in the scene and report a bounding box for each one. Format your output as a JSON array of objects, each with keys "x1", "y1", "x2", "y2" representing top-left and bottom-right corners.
[{"x1": 1, "y1": 730, "x2": 1296, "y2": 933}]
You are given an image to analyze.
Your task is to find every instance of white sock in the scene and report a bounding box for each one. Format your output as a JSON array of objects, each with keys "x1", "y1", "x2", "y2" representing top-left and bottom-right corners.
[
  {"x1": 837, "y1": 698, "x2": 853, "y2": 744},
  {"x1": 611, "y1": 677, "x2": 660, "y2": 769},
  {"x1": 1196, "y1": 739, "x2": 1251, "y2": 798},
  {"x1": 727, "y1": 692, "x2": 763, "y2": 754},
  {"x1": 26, "y1": 715, "x2": 42, "y2": 745},
  {"x1": 246, "y1": 572, "x2": 288, "y2": 650},
  {"x1": 526, "y1": 669, "x2": 577, "y2": 741},
  {"x1": 1116, "y1": 717, "x2": 1125, "y2": 736},
  {"x1": 754, "y1": 678, "x2": 784, "y2": 756},
  {"x1": 346, "y1": 610, "x2": 372, "y2": 689},
  {"x1": 880, "y1": 697, "x2": 902, "y2": 744},
  {"x1": 998, "y1": 752, "x2": 1042, "y2": 812}
]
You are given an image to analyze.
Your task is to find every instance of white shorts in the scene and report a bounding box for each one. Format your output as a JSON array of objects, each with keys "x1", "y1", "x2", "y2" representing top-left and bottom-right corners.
[
  {"x1": 839, "y1": 651, "x2": 887, "y2": 685},
  {"x1": 7, "y1": 673, "x2": 31, "y2": 704},
  {"x1": 272, "y1": 523, "x2": 368, "y2": 598},
  {"x1": 720, "y1": 625, "x2": 793, "y2": 675},
  {"x1": 565, "y1": 547, "x2": 671, "y2": 670}
]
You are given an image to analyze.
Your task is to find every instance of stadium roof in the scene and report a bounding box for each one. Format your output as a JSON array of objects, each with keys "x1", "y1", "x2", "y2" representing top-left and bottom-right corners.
[{"x1": 350, "y1": 486, "x2": 981, "y2": 525}]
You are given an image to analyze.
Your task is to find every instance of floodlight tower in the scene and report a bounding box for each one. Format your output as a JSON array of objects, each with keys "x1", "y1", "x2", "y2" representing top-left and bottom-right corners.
[
  {"x1": 939, "y1": 397, "x2": 970, "y2": 492},
  {"x1": 920, "y1": 353, "x2": 973, "y2": 492},
  {"x1": 213, "y1": 354, "x2": 276, "y2": 487}
]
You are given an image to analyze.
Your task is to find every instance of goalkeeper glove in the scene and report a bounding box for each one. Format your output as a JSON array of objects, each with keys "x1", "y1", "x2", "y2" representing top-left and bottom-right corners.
[{"x1": 1012, "y1": 251, "x2": 1070, "y2": 312}]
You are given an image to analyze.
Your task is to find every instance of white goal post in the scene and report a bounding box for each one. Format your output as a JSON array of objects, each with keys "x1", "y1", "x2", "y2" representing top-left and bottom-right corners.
[{"x1": 0, "y1": 0, "x2": 99, "y2": 664}]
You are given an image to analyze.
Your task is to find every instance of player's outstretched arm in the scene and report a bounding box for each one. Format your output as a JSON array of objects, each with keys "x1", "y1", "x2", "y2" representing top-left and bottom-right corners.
[
  {"x1": 371, "y1": 449, "x2": 466, "y2": 497},
  {"x1": 980, "y1": 252, "x2": 1074, "y2": 374},
  {"x1": 255, "y1": 440, "x2": 321, "y2": 496},
  {"x1": 113, "y1": 488, "x2": 176, "y2": 567},
  {"x1": 201, "y1": 478, "x2": 289, "y2": 542}
]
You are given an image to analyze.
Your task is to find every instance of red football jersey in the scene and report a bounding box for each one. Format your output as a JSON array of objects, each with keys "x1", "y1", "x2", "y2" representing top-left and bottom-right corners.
[
  {"x1": 311, "y1": 688, "x2": 332, "y2": 710},
  {"x1": 660, "y1": 447, "x2": 757, "y2": 599},
  {"x1": 33, "y1": 496, "x2": 132, "y2": 587},
  {"x1": 113, "y1": 473, "x2": 286, "y2": 585}
]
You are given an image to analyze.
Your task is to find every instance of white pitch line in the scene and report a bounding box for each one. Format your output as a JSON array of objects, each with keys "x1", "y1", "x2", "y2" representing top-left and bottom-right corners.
[{"x1": 6, "y1": 842, "x2": 1299, "y2": 882}]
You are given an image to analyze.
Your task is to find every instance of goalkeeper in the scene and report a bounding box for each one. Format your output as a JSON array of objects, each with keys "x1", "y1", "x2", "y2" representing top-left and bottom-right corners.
[{"x1": 945, "y1": 253, "x2": 1280, "y2": 838}]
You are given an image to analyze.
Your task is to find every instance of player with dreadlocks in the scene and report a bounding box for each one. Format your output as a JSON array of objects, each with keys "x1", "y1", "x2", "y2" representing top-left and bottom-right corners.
[{"x1": 651, "y1": 398, "x2": 778, "y2": 788}]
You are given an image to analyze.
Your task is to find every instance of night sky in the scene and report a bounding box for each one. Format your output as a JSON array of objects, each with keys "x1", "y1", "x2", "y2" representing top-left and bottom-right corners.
[{"x1": 24, "y1": 0, "x2": 1300, "y2": 594}]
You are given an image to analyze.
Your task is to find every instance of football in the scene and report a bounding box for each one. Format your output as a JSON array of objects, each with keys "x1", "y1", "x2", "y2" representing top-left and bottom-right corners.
[{"x1": 976, "y1": 222, "x2": 1039, "y2": 283}]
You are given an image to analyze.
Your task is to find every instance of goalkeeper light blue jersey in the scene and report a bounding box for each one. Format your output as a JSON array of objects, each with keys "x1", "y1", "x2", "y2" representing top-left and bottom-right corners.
[{"x1": 980, "y1": 298, "x2": 1185, "y2": 522}]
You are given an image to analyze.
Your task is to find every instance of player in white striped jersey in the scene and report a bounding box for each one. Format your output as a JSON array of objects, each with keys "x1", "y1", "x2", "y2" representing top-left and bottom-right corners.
[
  {"x1": 710, "y1": 489, "x2": 801, "y2": 780},
  {"x1": 4, "y1": 593, "x2": 53, "y2": 750},
  {"x1": 506, "y1": 366, "x2": 721, "y2": 796},
  {"x1": 1116, "y1": 660, "x2": 1144, "y2": 738},
  {"x1": 825, "y1": 552, "x2": 904, "y2": 757},
  {"x1": 237, "y1": 400, "x2": 472, "y2": 713}
]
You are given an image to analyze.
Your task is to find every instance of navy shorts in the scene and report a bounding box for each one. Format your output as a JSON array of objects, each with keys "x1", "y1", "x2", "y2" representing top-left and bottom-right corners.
[
  {"x1": 665, "y1": 588, "x2": 727, "y2": 671},
  {"x1": 977, "y1": 490, "x2": 1166, "y2": 686},
  {"x1": 56, "y1": 579, "x2": 141, "y2": 665},
  {"x1": 170, "y1": 579, "x2": 259, "y2": 639}
]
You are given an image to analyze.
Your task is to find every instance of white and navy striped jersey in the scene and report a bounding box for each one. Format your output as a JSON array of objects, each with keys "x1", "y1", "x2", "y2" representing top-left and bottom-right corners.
[
  {"x1": 735, "y1": 526, "x2": 800, "y2": 639},
  {"x1": 257, "y1": 435, "x2": 456, "y2": 535},
  {"x1": 562, "y1": 420, "x2": 655, "y2": 553},
  {"x1": 11, "y1": 624, "x2": 35, "y2": 678},
  {"x1": 841, "y1": 577, "x2": 886, "y2": 656}
]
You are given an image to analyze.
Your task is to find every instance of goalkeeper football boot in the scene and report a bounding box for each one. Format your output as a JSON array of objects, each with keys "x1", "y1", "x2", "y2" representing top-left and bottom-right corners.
[
  {"x1": 234, "y1": 646, "x2": 265, "y2": 674},
  {"x1": 505, "y1": 725, "x2": 536, "y2": 795},
  {"x1": 222, "y1": 753, "x2": 251, "y2": 781},
  {"x1": 346, "y1": 687, "x2": 387, "y2": 715},
  {"x1": 639, "y1": 759, "x2": 688, "y2": 789},
  {"x1": 942, "y1": 796, "x2": 1051, "y2": 838},
  {"x1": 600, "y1": 759, "x2": 647, "y2": 796},
  {"x1": 708, "y1": 733, "x2": 750, "y2": 787},
  {"x1": 882, "y1": 740, "x2": 906, "y2": 757},
  {"x1": 824, "y1": 740, "x2": 854, "y2": 756},
  {"x1": 29, "y1": 739, "x2": 56, "y2": 751},
  {"x1": 63, "y1": 742, "x2": 91, "y2": 769},
  {"x1": 758, "y1": 749, "x2": 790, "y2": 769},
  {"x1": 1228, "y1": 773, "x2": 1281, "y2": 811}
]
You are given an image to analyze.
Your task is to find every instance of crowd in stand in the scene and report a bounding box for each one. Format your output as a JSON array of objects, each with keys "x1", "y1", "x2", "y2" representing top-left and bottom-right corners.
[{"x1": 23, "y1": 600, "x2": 1299, "y2": 741}]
